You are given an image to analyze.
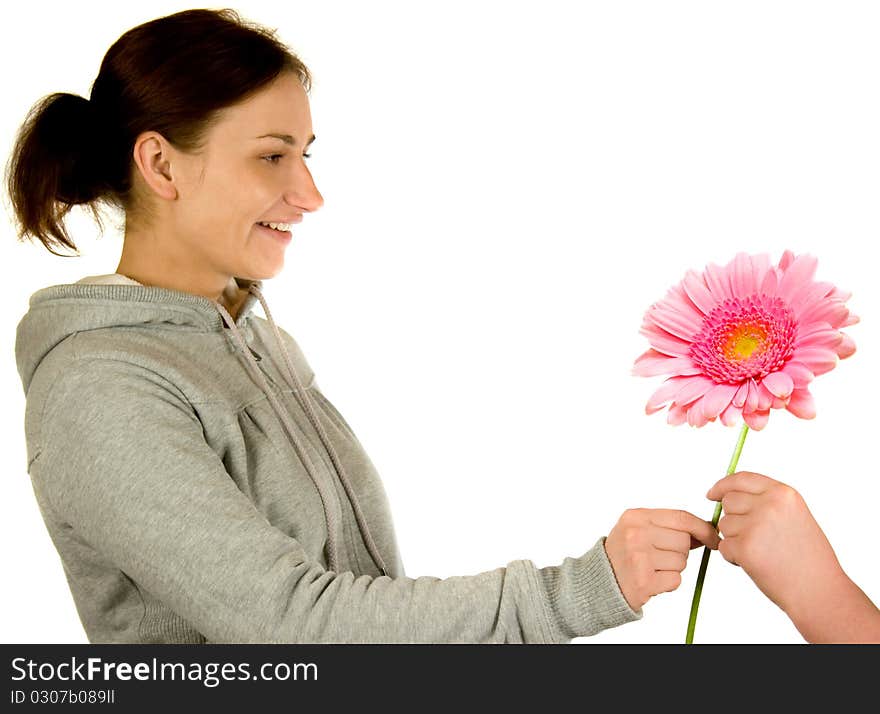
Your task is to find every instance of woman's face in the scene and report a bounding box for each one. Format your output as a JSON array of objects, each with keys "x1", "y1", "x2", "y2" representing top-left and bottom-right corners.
[{"x1": 160, "y1": 71, "x2": 323, "y2": 282}]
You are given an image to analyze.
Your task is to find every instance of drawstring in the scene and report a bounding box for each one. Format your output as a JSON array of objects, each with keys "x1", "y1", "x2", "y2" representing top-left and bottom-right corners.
[
  {"x1": 214, "y1": 285, "x2": 389, "y2": 578},
  {"x1": 248, "y1": 286, "x2": 390, "y2": 578},
  {"x1": 215, "y1": 299, "x2": 340, "y2": 572}
]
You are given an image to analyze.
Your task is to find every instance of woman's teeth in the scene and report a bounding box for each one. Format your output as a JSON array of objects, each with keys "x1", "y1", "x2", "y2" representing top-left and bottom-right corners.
[{"x1": 257, "y1": 221, "x2": 292, "y2": 232}]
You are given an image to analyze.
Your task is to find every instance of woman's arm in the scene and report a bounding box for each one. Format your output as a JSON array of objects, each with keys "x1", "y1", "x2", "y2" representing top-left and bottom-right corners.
[{"x1": 32, "y1": 357, "x2": 642, "y2": 643}]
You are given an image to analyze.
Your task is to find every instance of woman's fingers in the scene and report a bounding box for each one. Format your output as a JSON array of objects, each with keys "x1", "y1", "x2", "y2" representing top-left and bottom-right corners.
[
  {"x1": 648, "y1": 509, "x2": 720, "y2": 550},
  {"x1": 653, "y1": 570, "x2": 683, "y2": 594},
  {"x1": 651, "y1": 548, "x2": 687, "y2": 572},
  {"x1": 651, "y1": 527, "x2": 691, "y2": 553}
]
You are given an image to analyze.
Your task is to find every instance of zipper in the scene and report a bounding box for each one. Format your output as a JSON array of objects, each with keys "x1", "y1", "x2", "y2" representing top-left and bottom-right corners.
[
  {"x1": 243, "y1": 341, "x2": 389, "y2": 578},
  {"x1": 244, "y1": 343, "x2": 285, "y2": 392},
  {"x1": 247, "y1": 344, "x2": 288, "y2": 393}
]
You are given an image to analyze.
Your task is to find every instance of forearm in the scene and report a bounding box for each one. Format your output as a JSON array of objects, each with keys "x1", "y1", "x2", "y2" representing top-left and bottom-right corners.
[{"x1": 787, "y1": 571, "x2": 880, "y2": 644}]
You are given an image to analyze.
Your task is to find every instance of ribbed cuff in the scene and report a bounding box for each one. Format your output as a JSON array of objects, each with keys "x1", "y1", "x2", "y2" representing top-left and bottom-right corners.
[{"x1": 538, "y1": 536, "x2": 642, "y2": 641}]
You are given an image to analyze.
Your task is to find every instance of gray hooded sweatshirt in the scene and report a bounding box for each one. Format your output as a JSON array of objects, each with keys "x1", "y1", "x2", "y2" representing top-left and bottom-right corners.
[{"x1": 14, "y1": 272, "x2": 641, "y2": 643}]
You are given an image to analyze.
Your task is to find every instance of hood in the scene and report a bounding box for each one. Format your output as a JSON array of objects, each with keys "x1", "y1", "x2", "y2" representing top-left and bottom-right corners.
[
  {"x1": 15, "y1": 272, "x2": 390, "y2": 578},
  {"x1": 16, "y1": 273, "x2": 261, "y2": 393}
]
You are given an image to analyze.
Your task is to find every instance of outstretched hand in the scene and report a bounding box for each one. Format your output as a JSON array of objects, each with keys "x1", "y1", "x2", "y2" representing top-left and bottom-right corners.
[
  {"x1": 706, "y1": 470, "x2": 880, "y2": 643},
  {"x1": 706, "y1": 470, "x2": 844, "y2": 616}
]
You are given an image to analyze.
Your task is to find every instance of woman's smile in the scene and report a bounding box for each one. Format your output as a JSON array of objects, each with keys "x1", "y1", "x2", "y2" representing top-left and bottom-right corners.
[{"x1": 255, "y1": 221, "x2": 292, "y2": 243}]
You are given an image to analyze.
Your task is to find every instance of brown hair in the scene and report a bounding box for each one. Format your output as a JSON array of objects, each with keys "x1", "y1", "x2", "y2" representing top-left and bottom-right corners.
[{"x1": 4, "y1": 8, "x2": 312, "y2": 256}]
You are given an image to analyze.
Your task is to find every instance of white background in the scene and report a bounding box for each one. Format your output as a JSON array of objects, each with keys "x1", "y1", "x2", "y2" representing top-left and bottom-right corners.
[{"x1": 2, "y1": 0, "x2": 878, "y2": 644}]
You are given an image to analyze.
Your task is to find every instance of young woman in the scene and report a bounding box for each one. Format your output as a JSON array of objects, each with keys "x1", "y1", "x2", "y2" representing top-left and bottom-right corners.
[{"x1": 8, "y1": 8, "x2": 718, "y2": 643}]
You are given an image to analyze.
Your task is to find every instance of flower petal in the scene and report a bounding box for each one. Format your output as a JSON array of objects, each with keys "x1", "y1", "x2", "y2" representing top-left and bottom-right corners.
[
  {"x1": 794, "y1": 347, "x2": 838, "y2": 376},
  {"x1": 633, "y1": 350, "x2": 702, "y2": 377},
  {"x1": 632, "y1": 349, "x2": 672, "y2": 376},
  {"x1": 704, "y1": 261, "x2": 732, "y2": 301},
  {"x1": 750, "y1": 253, "x2": 771, "y2": 295},
  {"x1": 789, "y1": 281, "x2": 835, "y2": 314},
  {"x1": 781, "y1": 360, "x2": 814, "y2": 388},
  {"x1": 730, "y1": 252, "x2": 757, "y2": 297},
  {"x1": 836, "y1": 333, "x2": 856, "y2": 359},
  {"x1": 777, "y1": 249, "x2": 796, "y2": 271},
  {"x1": 798, "y1": 300, "x2": 849, "y2": 329},
  {"x1": 687, "y1": 398, "x2": 711, "y2": 427},
  {"x1": 777, "y1": 253, "x2": 819, "y2": 303},
  {"x1": 745, "y1": 379, "x2": 759, "y2": 412},
  {"x1": 794, "y1": 328, "x2": 843, "y2": 351},
  {"x1": 647, "y1": 304, "x2": 703, "y2": 342},
  {"x1": 756, "y1": 382, "x2": 775, "y2": 410},
  {"x1": 742, "y1": 408, "x2": 771, "y2": 431},
  {"x1": 786, "y1": 388, "x2": 816, "y2": 419},
  {"x1": 759, "y1": 267, "x2": 779, "y2": 296},
  {"x1": 682, "y1": 269, "x2": 717, "y2": 316},
  {"x1": 795, "y1": 320, "x2": 834, "y2": 338},
  {"x1": 639, "y1": 324, "x2": 693, "y2": 357},
  {"x1": 827, "y1": 286, "x2": 851, "y2": 301},
  {"x1": 646, "y1": 376, "x2": 692, "y2": 414},
  {"x1": 720, "y1": 401, "x2": 743, "y2": 426},
  {"x1": 666, "y1": 283, "x2": 708, "y2": 324},
  {"x1": 672, "y1": 376, "x2": 716, "y2": 406},
  {"x1": 732, "y1": 381, "x2": 749, "y2": 408},
  {"x1": 761, "y1": 371, "x2": 794, "y2": 399},
  {"x1": 667, "y1": 403, "x2": 688, "y2": 425},
  {"x1": 701, "y1": 382, "x2": 740, "y2": 419}
]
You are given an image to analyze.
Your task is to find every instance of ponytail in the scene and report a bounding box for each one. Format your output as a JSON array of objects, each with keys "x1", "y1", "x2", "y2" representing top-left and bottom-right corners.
[{"x1": 5, "y1": 92, "x2": 108, "y2": 255}]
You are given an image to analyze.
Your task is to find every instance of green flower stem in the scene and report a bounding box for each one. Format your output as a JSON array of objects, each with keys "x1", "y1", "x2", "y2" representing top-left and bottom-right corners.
[{"x1": 685, "y1": 421, "x2": 750, "y2": 644}]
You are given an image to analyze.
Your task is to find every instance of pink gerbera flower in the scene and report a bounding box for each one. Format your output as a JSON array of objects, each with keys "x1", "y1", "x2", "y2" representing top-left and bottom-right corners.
[{"x1": 633, "y1": 250, "x2": 858, "y2": 430}]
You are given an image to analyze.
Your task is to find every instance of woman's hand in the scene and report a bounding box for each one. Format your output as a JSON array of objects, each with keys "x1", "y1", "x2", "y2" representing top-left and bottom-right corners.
[{"x1": 604, "y1": 508, "x2": 719, "y2": 612}]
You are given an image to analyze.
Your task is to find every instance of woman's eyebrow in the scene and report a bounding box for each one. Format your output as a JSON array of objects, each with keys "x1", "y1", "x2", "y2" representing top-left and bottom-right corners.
[{"x1": 255, "y1": 133, "x2": 316, "y2": 147}]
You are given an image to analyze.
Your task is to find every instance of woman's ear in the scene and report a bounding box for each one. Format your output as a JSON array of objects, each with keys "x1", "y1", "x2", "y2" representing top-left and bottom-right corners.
[{"x1": 131, "y1": 131, "x2": 179, "y2": 201}]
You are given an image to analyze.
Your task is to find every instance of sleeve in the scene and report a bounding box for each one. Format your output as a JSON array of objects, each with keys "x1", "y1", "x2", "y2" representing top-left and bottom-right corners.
[{"x1": 33, "y1": 358, "x2": 641, "y2": 644}]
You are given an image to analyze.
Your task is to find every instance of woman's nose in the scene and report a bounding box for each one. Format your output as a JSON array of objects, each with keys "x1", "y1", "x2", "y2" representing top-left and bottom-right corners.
[{"x1": 285, "y1": 168, "x2": 324, "y2": 213}]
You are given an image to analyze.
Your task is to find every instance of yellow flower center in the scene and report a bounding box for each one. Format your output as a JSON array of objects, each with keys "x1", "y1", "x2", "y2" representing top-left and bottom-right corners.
[{"x1": 722, "y1": 323, "x2": 768, "y2": 361}]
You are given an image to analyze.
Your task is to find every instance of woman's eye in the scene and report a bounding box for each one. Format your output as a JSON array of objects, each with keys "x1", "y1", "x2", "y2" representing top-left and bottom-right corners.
[{"x1": 263, "y1": 152, "x2": 311, "y2": 164}]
